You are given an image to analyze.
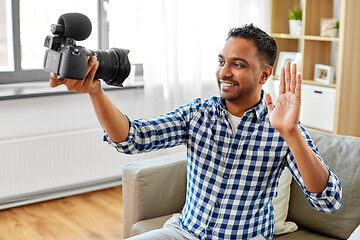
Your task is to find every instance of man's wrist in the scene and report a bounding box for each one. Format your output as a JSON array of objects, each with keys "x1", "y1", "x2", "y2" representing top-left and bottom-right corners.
[
  {"x1": 278, "y1": 127, "x2": 302, "y2": 143},
  {"x1": 89, "y1": 87, "x2": 104, "y2": 98}
]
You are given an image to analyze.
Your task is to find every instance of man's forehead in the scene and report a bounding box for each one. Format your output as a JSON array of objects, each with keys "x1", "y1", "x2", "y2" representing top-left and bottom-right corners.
[{"x1": 220, "y1": 38, "x2": 257, "y2": 58}]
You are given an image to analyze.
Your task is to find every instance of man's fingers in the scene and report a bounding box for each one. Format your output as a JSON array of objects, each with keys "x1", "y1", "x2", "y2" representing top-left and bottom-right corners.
[
  {"x1": 83, "y1": 61, "x2": 99, "y2": 90},
  {"x1": 285, "y1": 61, "x2": 291, "y2": 92},
  {"x1": 86, "y1": 56, "x2": 98, "y2": 76},
  {"x1": 295, "y1": 73, "x2": 302, "y2": 100},
  {"x1": 49, "y1": 73, "x2": 58, "y2": 87},
  {"x1": 290, "y1": 63, "x2": 297, "y2": 93},
  {"x1": 265, "y1": 93, "x2": 274, "y2": 113},
  {"x1": 49, "y1": 73, "x2": 65, "y2": 88},
  {"x1": 279, "y1": 68, "x2": 285, "y2": 94},
  {"x1": 65, "y1": 78, "x2": 79, "y2": 90},
  {"x1": 50, "y1": 57, "x2": 100, "y2": 93}
]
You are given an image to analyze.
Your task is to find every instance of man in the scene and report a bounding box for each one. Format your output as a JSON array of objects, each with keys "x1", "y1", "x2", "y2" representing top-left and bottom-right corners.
[{"x1": 50, "y1": 24, "x2": 342, "y2": 240}]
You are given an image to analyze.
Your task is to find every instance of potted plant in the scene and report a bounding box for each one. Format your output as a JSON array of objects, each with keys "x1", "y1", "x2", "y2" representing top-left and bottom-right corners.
[
  {"x1": 331, "y1": 20, "x2": 339, "y2": 37},
  {"x1": 289, "y1": 6, "x2": 302, "y2": 35}
]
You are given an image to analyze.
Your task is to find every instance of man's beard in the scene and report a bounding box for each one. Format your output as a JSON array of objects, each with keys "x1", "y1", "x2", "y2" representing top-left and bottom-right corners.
[{"x1": 217, "y1": 77, "x2": 242, "y2": 101}]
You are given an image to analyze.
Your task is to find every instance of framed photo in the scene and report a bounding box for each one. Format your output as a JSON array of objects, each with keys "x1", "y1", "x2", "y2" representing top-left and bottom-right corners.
[
  {"x1": 275, "y1": 51, "x2": 302, "y2": 77},
  {"x1": 320, "y1": 18, "x2": 339, "y2": 37},
  {"x1": 314, "y1": 64, "x2": 335, "y2": 84}
]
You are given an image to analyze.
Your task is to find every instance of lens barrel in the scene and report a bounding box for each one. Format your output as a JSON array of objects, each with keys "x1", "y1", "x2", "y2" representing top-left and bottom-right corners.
[{"x1": 93, "y1": 48, "x2": 131, "y2": 87}]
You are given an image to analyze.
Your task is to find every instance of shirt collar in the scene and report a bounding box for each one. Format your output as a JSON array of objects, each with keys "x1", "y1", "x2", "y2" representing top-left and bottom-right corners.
[
  {"x1": 217, "y1": 90, "x2": 268, "y2": 122},
  {"x1": 254, "y1": 90, "x2": 268, "y2": 122}
]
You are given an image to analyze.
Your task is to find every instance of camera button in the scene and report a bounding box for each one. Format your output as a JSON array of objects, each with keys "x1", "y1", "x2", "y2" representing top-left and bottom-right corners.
[{"x1": 72, "y1": 48, "x2": 81, "y2": 56}]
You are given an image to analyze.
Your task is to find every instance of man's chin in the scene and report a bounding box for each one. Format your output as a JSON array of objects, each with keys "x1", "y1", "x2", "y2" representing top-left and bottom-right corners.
[{"x1": 220, "y1": 93, "x2": 239, "y2": 102}]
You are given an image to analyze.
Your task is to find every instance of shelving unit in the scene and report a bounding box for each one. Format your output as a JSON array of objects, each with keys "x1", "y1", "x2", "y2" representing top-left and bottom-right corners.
[{"x1": 270, "y1": 0, "x2": 360, "y2": 137}]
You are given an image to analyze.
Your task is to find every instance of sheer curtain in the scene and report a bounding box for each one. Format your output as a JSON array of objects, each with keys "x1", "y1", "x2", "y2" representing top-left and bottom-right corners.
[{"x1": 110, "y1": 0, "x2": 271, "y2": 114}]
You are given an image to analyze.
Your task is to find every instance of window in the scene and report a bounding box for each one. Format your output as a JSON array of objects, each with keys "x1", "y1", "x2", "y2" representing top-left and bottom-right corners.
[
  {"x1": 0, "y1": 0, "x2": 100, "y2": 84},
  {"x1": 108, "y1": 0, "x2": 144, "y2": 65},
  {"x1": 0, "y1": 0, "x2": 14, "y2": 71},
  {"x1": 19, "y1": 0, "x2": 98, "y2": 70}
]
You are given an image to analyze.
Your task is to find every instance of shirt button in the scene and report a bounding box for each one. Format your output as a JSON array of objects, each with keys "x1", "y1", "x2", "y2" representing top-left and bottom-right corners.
[
  {"x1": 223, "y1": 174, "x2": 228, "y2": 179},
  {"x1": 206, "y1": 227, "x2": 211, "y2": 232},
  {"x1": 215, "y1": 202, "x2": 220, "y2": 206}
]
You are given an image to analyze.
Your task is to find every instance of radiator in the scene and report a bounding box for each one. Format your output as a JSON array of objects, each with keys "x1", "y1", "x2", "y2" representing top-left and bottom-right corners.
[{"x1": 0, "y1": 128, "x2": 126, "y2": 209}]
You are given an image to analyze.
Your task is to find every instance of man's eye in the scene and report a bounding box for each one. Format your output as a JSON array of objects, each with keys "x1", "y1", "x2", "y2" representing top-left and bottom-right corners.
[
  {"x1": 218, "y1": 60, "x2": 224, "y2": 65},
  {"x1": 234, "y1": 63, "x2": 245, "y2": 68}
]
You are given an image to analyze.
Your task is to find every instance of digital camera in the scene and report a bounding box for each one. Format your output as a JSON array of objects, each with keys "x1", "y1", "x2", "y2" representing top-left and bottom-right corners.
[{"x1": 43, "y1": 13, "x2": 131, "y2": 87}]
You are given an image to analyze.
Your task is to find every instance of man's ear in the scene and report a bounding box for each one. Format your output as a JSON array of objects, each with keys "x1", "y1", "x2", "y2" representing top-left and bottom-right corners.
[{"x1": 259, "y1": 65, "x2": 273, "y2": 85}]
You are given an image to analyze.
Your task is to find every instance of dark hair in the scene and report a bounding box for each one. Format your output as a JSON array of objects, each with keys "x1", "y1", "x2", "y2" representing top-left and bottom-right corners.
[{"x1": 227, "y1": 24, "x2": 277, "y2": 67}]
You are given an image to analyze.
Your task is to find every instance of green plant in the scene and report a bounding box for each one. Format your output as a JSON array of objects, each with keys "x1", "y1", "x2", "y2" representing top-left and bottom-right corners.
[
  {"x1": 335, "y1": 20, "x2": 340, "y2": 29},
  {"x1": 289, "y1": 6, "x2": 302, "y2": 20}
]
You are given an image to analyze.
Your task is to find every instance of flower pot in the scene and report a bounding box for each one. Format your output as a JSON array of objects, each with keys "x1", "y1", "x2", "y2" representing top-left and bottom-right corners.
[
  {"x1": 331, "y1": 28, "x2": 339, "y2": 37},
  {"x1": 289, "y1": 20, "x2": 302, "y2": 35}
]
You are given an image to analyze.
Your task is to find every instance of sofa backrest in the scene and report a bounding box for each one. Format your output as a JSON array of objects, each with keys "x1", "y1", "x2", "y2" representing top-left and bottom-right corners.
[{"x1": 287, "y1": 129, "x2": 360, "y2": 239}]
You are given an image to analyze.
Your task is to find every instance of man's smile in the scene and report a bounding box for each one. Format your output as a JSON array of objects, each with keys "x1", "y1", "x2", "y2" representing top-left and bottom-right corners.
[
  {"x1": 218, "y1": 78, "x2": 238, "y2": 90},
  {"x1": 222, "y1": 82, "x2": 237, "y2": 87}
]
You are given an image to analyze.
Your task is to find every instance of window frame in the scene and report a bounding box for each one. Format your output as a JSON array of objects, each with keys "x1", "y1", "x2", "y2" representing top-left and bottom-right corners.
[{"x1": 0, "y1": 0, "x2": 109, "y2": 84}]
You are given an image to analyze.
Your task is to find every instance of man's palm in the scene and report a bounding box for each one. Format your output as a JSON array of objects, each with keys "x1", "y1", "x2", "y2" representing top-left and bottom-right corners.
[{"x1": 265, "y1": 61, "x2": 302, "y2": 134}]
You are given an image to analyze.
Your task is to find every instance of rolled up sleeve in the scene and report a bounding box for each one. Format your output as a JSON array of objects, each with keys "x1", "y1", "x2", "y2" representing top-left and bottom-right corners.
[
  {"x1": 103, "y1": 99, "x2": 202, "y2": 154},
  {"x1": 286, "y1": 124, "x2": 342, "y2": 213}
]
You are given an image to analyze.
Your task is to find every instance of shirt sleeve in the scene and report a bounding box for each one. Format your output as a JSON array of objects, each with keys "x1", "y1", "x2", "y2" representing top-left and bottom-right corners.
[
  {"x1": 103, "y1": 98, "x2": 201, "y2": 154},
  {"x1": 286, "y1": 124, "x2": 342, "y2": 213}
]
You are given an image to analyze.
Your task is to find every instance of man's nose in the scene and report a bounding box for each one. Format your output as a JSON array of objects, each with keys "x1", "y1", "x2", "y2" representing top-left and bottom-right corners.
[{"x1": 219, "y1": 63, "x2": 232, "y2": 78}]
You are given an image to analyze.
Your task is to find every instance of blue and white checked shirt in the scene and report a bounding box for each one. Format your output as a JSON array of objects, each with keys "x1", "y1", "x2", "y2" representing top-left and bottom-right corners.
[{"x1": 105, "y1": 92, "x2": 342, "y2": 240}]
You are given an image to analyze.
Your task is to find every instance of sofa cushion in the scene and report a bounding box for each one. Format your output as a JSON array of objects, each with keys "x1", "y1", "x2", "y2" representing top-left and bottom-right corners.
[
  {"x1": 273, "y1": 167, "x2": 298, "y2": 235},
  {"x1": 273, "y1": 227, "x2": 340, "y2": 240},
  {"x1": 130, "y1": 214, "x2": 173, "y2": 237},
  {"x1": 287, "y1": 129, "x2": 360, "y2": 239}
]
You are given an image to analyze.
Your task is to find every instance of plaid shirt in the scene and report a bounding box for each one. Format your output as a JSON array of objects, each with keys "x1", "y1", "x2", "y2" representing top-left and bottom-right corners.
[{"x1": 105, "y1": 92, "x2": 342, "y2": 240}]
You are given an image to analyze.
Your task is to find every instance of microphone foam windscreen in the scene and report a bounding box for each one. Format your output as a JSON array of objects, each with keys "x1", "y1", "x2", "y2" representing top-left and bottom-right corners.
[{"x1": 58, "y1": 13, "x2": 92, "y2": 41}]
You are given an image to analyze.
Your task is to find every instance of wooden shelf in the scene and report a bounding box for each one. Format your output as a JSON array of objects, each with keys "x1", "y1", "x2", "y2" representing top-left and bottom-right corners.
[
  {"x1": 303, "y1": 35, "x2": 339, "y2": 42},
  {"x1": 271, "y1": 34, "x2": 339, "y2": 42},
  {"x1": 270, "y1": 0, "x2": 360, "y2": 137},
  {"x1": 271, "y1": 33, "x2": 302, "y2": 39}
]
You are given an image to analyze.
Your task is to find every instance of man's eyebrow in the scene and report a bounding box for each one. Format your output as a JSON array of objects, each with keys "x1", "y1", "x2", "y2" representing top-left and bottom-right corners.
[
  {"x1": 233, "y1": 57, "x2": 249, "y2": 65},
  {"x1": 217, "y1": 54, "x2": 249, "y2": 65}
]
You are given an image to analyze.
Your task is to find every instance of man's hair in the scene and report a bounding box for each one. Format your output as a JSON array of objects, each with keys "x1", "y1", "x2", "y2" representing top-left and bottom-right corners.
[{"x1": 227, "y1": 24, "x2": 277, "y2": 67}]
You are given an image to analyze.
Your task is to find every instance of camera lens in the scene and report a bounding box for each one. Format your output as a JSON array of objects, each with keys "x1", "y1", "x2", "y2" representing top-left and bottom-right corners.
[{"x1": 93, "y1": 48, "x2": 131, "y2": 87}]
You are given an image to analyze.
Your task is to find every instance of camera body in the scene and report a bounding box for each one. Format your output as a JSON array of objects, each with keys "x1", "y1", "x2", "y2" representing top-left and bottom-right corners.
[
  {"x1": 44, "y1": 36, "x2": 91, "y2": 80},
  {"x1": 43, "y1": 13, "x2": 131, "y2": 87}
]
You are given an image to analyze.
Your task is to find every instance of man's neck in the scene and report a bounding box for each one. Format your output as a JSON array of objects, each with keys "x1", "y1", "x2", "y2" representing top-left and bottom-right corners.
[{"x1": 224, "y1": 93, "x2": 262, "y2": 118}]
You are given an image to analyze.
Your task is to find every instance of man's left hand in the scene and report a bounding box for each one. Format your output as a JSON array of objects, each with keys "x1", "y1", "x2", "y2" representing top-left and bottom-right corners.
[{"x1": 265, "y1": 61, "x2": 302, "y2": 136}]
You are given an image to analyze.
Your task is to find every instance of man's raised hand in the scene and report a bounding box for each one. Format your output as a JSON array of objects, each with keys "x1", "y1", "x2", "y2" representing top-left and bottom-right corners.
[{"x1": 265, "y1": 61, "x2": 302, "y2": 136}]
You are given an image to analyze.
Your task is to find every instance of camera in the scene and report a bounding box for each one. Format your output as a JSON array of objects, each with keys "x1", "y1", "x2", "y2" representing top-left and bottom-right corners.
[{"x1": 43, "y1": 13, "x2": 131, "y2": 87}]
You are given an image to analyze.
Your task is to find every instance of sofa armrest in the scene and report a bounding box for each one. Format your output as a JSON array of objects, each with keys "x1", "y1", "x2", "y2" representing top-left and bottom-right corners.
[{"x1": 122, "y1": 152, "x2": 187, "y2": 238}]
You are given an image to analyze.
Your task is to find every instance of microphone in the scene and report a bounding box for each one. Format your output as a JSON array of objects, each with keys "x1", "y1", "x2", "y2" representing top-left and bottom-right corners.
[{"x1": 51, "y1": 13, "x2": 92, "y2": 41}]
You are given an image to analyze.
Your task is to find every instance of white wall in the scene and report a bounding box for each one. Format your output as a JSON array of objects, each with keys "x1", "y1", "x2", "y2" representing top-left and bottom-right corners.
[{"x1": 0, "y1": 87, "x2": 149, "y2": 141}]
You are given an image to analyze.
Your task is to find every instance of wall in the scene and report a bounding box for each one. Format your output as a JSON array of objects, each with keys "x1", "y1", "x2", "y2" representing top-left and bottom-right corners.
[{"x1": 1, "y1": 87, "x2": 148, "y2": 140}]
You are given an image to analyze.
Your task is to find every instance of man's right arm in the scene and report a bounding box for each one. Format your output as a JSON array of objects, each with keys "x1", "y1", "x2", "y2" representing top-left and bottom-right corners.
[
  {"x1": 50, "y1": 56, "x2": 129, "y2": 142},
  {"x1": 89, "y1": 89, "x2": 129, "y2": 142}
]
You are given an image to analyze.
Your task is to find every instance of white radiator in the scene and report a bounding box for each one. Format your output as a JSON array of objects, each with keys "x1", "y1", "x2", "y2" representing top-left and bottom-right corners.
[{"x1": 0, "y1": 128, "x2": 125, "y2": 209}]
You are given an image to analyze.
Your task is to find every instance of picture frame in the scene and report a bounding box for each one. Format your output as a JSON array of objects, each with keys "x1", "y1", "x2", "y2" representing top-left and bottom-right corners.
[
  {"x1": 314, "y1": 64, "x2": 335, "y2": 84},
  {"x1": 320, "y1": 18, "x2": 339, "y2": 37},
  {"x1": 275, "y1": 51, "x2": 302, "y2": 77}
]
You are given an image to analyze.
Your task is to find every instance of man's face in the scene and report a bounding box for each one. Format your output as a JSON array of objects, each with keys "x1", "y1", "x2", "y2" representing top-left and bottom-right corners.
[{"x1": 216, "y1": 37, "x2": 265, "y2": 103}]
